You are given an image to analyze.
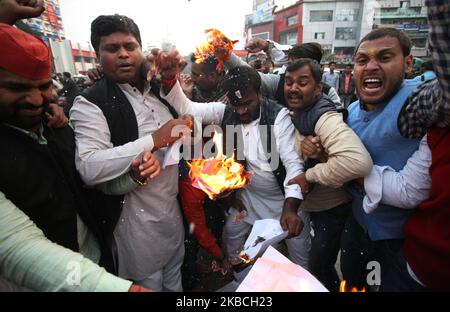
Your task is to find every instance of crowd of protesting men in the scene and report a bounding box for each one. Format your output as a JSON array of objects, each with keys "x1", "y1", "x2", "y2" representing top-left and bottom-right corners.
[{"x1": 0, "y1": 0, "x2": 449, "y2": 292}]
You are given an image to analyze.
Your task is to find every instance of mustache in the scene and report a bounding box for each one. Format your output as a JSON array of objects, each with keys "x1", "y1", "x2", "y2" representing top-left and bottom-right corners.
[
  {"x1": 288, "y1": 93, "x2": 304, "y2": 99},
  {"x1": 15, "y1": 98, "x2": 50, "y2": 111}
]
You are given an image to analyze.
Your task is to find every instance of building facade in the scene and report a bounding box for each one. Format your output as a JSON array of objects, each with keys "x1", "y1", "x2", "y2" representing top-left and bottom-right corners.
[
  {"x1": 274, "y1": 2, "x2": 303, "y2": 45},
  {"x1": 373, "y1": 0, "x2": 429, "y2": 58},
  {"x1": 302, "y1": 0, "x2": 365, "y2": 64},
  {"x1": 23, "y1": 0, "x2": 66, "y2": 42}
]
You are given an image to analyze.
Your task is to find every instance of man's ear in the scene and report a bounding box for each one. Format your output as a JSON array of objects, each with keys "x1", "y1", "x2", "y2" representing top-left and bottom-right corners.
[
  {"x1": 405, "y1": 54, "x2": 414, "y2": 74},
  {"x1": 315, "y1": 81, "x2": 323, "y2": 96}
]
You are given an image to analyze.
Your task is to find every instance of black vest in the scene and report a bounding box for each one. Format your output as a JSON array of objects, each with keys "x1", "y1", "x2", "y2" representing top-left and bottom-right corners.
[
  {"x1": 0, "y1": 124, "x2": 111, "y2": 267},
  {"x1": 290, "y1": 94, "x2": 347, "y2": 170},
  {"x1": 220, "y1": 98, "x2": 287, "y2": 194},
  {"x1": 81, "y1": 77, "x2": 178, "y2": 252}
]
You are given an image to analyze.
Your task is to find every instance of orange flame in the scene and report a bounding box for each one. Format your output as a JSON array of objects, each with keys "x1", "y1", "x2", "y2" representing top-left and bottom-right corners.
[
  {"x1": 239, "y1": 254, "x2": 252, "y2": 265},
  {"x1": 339, "y1": 281, "x2": 366, "y2": 292},
  {"x1": 189, "y1": 131, "x2": 251, "y2": 200},
  {"x1": 189, "y1": 157, "x2": 251, "y2": 200},
  {"x1": 194, "y1": 28, "x2": 238, "y2": 72}
]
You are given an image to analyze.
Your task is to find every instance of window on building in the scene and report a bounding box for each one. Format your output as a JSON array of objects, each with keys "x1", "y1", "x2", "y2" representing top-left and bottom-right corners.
[
  {"x1": 401, "y1": 1, "x2": 410, "y2": 9},
  {"x1": 334, "y1": 47, "x2": 355, "y2": 62},
  {"x1": 252, "y1": 32, "x2": 270, "y2": 40},
  {"x1": 279, "y1": 30, "x2": 298, "y2": 45},
  {"x1": 310, "y1": 10, "x2": 333, "y2": 22},
  {"x1": 287, "y1": 15, "x2": 298, "y2": 26},
  {"x1": 335, "y1": 27, "x2": 357, "y2": 40},
  {"x1": 314, "y1": 32, "x2": 325, "y2": 40},
  {"x1": 336, "y1": 9, "x2": 359, "y2": 22}
]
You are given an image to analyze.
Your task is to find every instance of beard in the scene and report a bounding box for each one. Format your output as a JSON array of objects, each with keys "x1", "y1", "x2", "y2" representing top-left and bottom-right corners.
[{"x1": 0, "y1": 98, "x2": 49, "y2": 131}]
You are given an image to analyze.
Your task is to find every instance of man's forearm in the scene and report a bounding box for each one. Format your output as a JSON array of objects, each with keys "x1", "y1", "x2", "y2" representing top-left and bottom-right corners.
[{"x1": 282, "y1": 197, "x2": 301, "y2": 214}]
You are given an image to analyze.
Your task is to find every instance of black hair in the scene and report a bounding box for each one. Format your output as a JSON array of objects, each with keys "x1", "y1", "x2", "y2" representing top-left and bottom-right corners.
[
  {"x1": 356, "y1": 28, "x2": 412, "y2": 57},
  {"x1": 288, "y1": 42, "x2": 323, "y2": 63},
  {"x1": 329, "y1": 61, "x2": 336, "y2": 66},
  {"x1": 190, "y1": 53, "x2": 219, "y2": 74},
  {"x1": 90, "y1": 14, "x2": 142, "y2": 54},
  {"x1": 286, "y1": 59, "x2": 322, "y2": 84},
  {"x1": 63, "y1": 72, "x2": 71, "y2": 78},
  {"x1": 422, "y1": 60, "x2": 434, "y2": 71},
  {"x1": 221, "y1": 66, "x2": 261, "y2": 102}
]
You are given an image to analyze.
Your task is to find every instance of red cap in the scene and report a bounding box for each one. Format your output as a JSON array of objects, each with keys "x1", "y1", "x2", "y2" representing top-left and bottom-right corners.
[{"x1": 0, "y1": 23, "x2": 51, "y2": 80}]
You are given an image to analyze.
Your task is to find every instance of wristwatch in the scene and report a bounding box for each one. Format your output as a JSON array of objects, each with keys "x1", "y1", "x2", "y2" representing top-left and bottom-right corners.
[{"x1": 131, "y1": 173, "x2": 149, "y2": 186}]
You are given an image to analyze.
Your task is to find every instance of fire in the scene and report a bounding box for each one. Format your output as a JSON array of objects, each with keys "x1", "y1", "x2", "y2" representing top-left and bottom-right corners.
[
  {"x1": 194, "y1": 28, "x2": 239, "y2": 72},
  {"x1": 239, "y1": 254, "x2": 252, "y2": 265},
  {"x1": 339, "y1": 281, "x2": 366, "y2": 292},
  {"x1": 189, "y1": 131, "x2": 251, "y2": 200}
]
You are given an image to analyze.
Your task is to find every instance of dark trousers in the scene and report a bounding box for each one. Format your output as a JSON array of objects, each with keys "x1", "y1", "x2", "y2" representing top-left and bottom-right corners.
[
  {"x1": 309, "y1": 202, "x2": 352, "y2": 292},
  {"x1": 340, "y1": 216, "x2": 424, "y2": 291},
  {"x1": 381, "y1": 248, "x2": 427, "y2": 292}
]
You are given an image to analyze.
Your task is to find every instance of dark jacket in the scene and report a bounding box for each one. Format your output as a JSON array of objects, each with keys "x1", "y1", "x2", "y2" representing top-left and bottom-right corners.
[
  {"x1": 0, "y1": 124, "x2": 114, "y2": 272},
  {"x1": 338, "y1": 72, "x2": 356, "y2": 96}
]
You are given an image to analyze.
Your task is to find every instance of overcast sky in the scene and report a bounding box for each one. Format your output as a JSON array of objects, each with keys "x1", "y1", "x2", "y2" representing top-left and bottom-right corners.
[{"x1": 59, "y1": 0, "x2": 253, "y2": 55}]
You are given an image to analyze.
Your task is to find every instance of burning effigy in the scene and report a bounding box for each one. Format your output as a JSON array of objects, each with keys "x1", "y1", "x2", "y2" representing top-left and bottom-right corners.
[{"x1": 193, "y1": 28, "x2": 238, "y2": 72}]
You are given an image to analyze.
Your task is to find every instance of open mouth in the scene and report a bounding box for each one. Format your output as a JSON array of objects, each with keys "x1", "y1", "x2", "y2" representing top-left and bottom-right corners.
[
  {"x1": 118, "y1": 63, "x2": 134, "y2": 71},
  {"x1": 287, "y1": 93, "x2": 303, "y2": 104},
  {"x1": 21, "y1": 106, "x2": 43, "y2": 117},
  {"x1": 362, "y1": 78, "x2": 383, "y2": 93}
]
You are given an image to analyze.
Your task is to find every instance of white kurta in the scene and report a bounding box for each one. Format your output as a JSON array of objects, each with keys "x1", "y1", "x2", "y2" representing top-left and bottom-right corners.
[{"x1": 70, "y1": 83, "x2": 184, "y2": 281}]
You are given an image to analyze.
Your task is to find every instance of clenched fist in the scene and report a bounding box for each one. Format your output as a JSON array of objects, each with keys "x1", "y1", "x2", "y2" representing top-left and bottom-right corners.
[{"x1": 0, "y1": 0, "x2": 45, "y2": 25}]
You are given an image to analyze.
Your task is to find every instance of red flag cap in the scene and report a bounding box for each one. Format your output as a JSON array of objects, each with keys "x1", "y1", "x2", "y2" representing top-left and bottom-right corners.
[{"x1": 0, "y1": 23, "x2": 51, "y2": 80}]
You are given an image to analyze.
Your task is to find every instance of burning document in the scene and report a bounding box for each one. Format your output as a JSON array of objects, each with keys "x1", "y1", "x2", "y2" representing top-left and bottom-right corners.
[
  {"x1": 189, "y1": 131, "x2": 251, "y2": 200},
  {"x1": 240, "y1": 219, "x2": 288, "y2": 261},
  {"x1": 237, "y1": 246, "x2": 328, "y2": 292}
]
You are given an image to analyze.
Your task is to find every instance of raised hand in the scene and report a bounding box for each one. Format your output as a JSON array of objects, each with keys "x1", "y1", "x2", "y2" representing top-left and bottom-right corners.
[
  {"x1": 146, "y1": 49, "x2": 187, "y2": 92},
  {"x1": 45, "y1": 103, "x2": 68, "y2": 129},
  {"x1": 245, "y1": 37, "x2": 269, "y2": 54},
  {"x1": 87, "y1": 65, "x2": 104, "y2": 82},
  {"x1": 179, "y1": 74, "x2": 194, "y2": 99},
  {"x1": 0, "y1": 0, "x2": 45, "y2": 25}
]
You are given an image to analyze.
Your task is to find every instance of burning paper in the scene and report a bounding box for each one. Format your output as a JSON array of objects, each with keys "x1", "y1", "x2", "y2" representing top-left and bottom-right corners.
[
  {"x1": 189, "y1": 131, "x2": 251, "y2": 200},
  {"x1": 194, "y1": 28, "x2": 239, "y2": 72},
  {"x1": 237, "y1": 246, "x2": 328, "y2": 292}
]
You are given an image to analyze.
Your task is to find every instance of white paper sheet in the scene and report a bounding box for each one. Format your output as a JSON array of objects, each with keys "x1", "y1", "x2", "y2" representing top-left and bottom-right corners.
[
  {"x1": 236, "y1": 246, "x2": 328, "y2": 292},
  {"x1": 241, "y1": 219, "x2": 288, "y2": 260},
  {"x1": 162, "y1": 139, "x2": 184, "y2": 169}
]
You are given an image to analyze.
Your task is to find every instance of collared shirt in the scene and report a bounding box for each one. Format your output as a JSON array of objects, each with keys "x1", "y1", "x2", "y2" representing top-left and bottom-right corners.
[
  {"x1": 70, "y1": 82, "x2": 184, "y2": 281},
  {"x1": 322, "y1": 71, "x2": 340, "y2": 91},
  {"x1": 398, "y1": 0, "x2": 450, "y2": 139},
  {"x1": 163, "y1": 81, "x2": 304, "y2": 224}
]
